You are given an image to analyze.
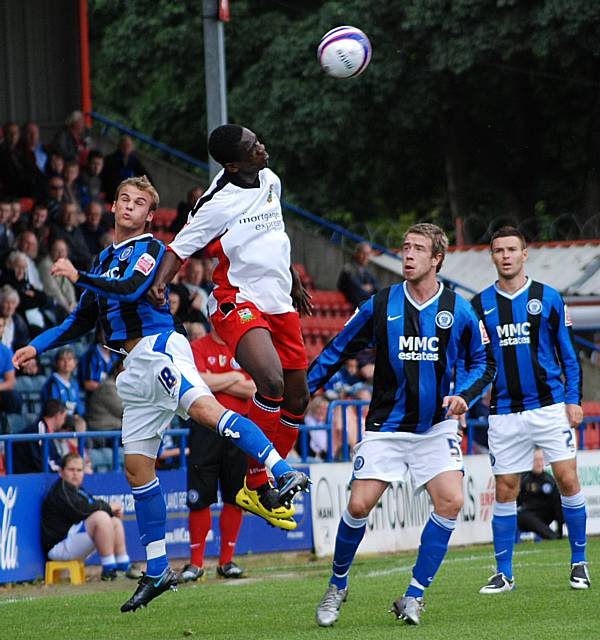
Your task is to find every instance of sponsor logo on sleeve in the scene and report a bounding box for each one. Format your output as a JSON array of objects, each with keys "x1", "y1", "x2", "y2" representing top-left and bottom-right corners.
[
  {"x1": 564, "y1": 304, "x2": 573, "y2": 327},
  {"x1": 133, "y1": 252, "x2": 156, "y2": 275},
  {"x1": 479, "y1": 319, "x2": 490, "y2": 345}
]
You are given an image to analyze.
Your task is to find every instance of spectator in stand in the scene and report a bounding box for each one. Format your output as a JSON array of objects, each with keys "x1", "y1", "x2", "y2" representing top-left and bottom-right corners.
[
  {"x1": 99, "y1": 228, "x2": 115, "y2": 249},
  {"x1": 80, "y1": 200, "x2": 108, "y2": 258},
  {"x1": 86, "y1": 363, "x2": 124, "y2": 432},
  {"x1": 0, "y1": 315, "x2": 20, "y2": 415},
  {"x1": 517, "y1": 448, "x2": 564, "y2": 540},
  {"x1": 324, "y1": 358, "x2": 362, "y2": 399},
  {"x1": 9, "y1": 197, "x2": 26, "y2": 235},
  {"x1": 180, "y1": 257, "x2": 210, "y2": 326},
  {"x1": 46, "y1": 175, "x2": 67, "y2": 221},
  {"x1": 12, "y1": 398, "x2": 67, "y2": 473},
  {"x1": 0, "y1": 121, "x2": 25, "y2": 197},
  {"x1": 79, "y1": 331, "x2": 120, "y2": 395},
  {"x1": 51, "y1": 110, "x2": 89, "y2": 165},
  {"x1": 41, "y1": 452, "x2": 141, "y2": 580},
  {"x1": 3, "y1": 250, "x2": 51, "y2": 334},
  {"x1": 26, "y1": 202, "x2": 51, "y2": 255},
  {"x1": 63, "y1": 159, "x2": 84, "y2": 207},
  {"x1": 18, "y1": 121, "x2": 47, "y2": 199},
  {"x1": 39, "y1": 239, "x2": 78, "y2": 320},
  {"x1": 179, "y1": 326, "x2": 256, "y2": 582},
  {"x1": 0, "y1": 285, "x2": 30, "y2": 351},
  {"x1": 101, "y1": 135, "x2": 151, "y2": 201},
  {"x1": 172, "y1": 185, "x2": 205, "y2": 234},
  {"x1": 45, "y1": 149, "x2": 65, "y2": 179},
  {"x1": 41, "y1": 347, "x2": 86, "y2": 430},
  {"x1": 0, "y1": 198, "x2": 14, "y2": 253},
  {"x1": 305, "y1": 395, "x2": 329, "y2": 460},
  {"x1": 356, "y1": 348, "x2": 375, "y2": 384},
  {"x1": 79, "y1": 149, "x2": 105, "y2": 206},
  {"x1": 50, "y1": 201, "x2": 91, "y2": 270},
  {"x1": 337, "y1": 241, "x2": 380, "y2": 308},
  {"x1": 53, "y1": 418, "x2": 94, "y2": 474},
  {"x1": 183, "y1": 321, "x2": 207, "y2": 342},
  {"x1": 15, "y1": 231, "x2": 44, "y2": 291}
]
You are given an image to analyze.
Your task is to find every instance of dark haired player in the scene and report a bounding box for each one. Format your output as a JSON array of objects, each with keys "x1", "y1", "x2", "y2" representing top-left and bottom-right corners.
[
  {"x1": 471, "y1": 226, "x2": 589, "y2": 593},
  {"x1": 13, "y1": 175, "x2": 309, "y2": 612},
  {"x1": 149, "y1": 125, "x2": 311, "y2": 529},
  {"x1": 309, "y1": 223, "x2": 495, "y2": 626}
]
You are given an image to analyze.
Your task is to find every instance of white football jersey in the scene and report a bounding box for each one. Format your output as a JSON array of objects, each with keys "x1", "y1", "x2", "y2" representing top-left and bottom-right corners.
[{"x1": 169, "y1": 168, "x2": 294, "y2": 315}]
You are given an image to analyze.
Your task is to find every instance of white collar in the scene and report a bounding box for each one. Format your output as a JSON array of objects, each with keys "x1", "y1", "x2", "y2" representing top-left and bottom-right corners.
[
  {"x1": 403, "y1": 280, "x2": 444, "y2": 311},
  {"x1": 494, "y1": 276, "x2": 531, "y2": 300},
  {"x1": 112, "y1": 233, "x2": 153, "y2": 250}
]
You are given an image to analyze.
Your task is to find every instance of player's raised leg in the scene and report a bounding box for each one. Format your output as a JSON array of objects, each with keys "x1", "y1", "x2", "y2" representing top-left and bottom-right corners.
[
  {"x1": 316, "y1": 479, "x2": 387, "y2": 627},
  {"x1": 392, "y1": 470, "x2": 463, "y2": 624},
  {"x1": 552, "y1": 458, "x2": 590, "y2": 589}
]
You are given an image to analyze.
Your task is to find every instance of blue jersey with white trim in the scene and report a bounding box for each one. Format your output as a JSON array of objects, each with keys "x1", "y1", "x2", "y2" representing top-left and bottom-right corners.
[
  {"x1": 30, "y1": 234, "x2": 175, "y2": 355},
  {"x1": 41, "y1": 373, "x2": 85, "y2": 416},
  {"x1": 471, "y1": 278, "x2": 582, "y2": 415},
  {"x1": 308, "y1": 282, "x2": 496, "y2": 434}
]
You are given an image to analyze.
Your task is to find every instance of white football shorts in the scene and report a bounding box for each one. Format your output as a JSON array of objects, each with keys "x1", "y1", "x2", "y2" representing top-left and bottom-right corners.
[
  {"x1": 116, "y1": 331, "x2": 212, "y2": 446},
  {"x1": 487, "y1": 402, "x2": 576, "y2": 475},
  {"x1": 351, "y1": 419, "x2": 464, "y2": 491},
  {"x1": 47, "y1": 521, "x2": 96, "y2": 561}
]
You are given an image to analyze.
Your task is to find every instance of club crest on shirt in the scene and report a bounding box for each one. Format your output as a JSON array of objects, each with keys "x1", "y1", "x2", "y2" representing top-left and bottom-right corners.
[
  {"x1": 435, "y1": 310, "x2": 454, "y2": 329},
  {"x1": 208, "y1": 356, "x2": 217, "y2": 366},
  {"x1": 237, "y1": 308, "x2": 256, "y2": 323},
  {"x1": 526, "y1": 298, "x2": 542, "y2": 315},
  {"x1": 119, "y1": 246, "x2": 134, "y2": 261},
  {"x1": 133, "y1": 252, "x2": 156, "y2": 275},
  {"x1": 564, "y1": 304, "x2": 573, "y2": 327}
]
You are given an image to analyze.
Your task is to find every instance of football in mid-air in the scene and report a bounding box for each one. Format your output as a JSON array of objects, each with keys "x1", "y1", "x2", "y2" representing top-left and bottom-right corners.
[{"x1": 317, "y1": 26, "x2": 372, "y2": 79}]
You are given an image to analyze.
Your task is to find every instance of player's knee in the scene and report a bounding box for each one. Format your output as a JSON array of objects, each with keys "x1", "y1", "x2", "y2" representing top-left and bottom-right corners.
[
  {"x1": 87, "y1": 509, "x2": 111, "y2": 530},
  {"x1": 347, "y1": 497, "x2": 373, "y2": 520},
  {"x1": 435, "y1": 493, "x2": 463, "y2": 518},
  {"x1": 256, "y1": 372, "x2": 284, "y2": 399}
]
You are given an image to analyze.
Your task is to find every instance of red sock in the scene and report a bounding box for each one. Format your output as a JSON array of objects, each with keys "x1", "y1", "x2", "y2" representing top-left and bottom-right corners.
[
  {"x1": 189, "y1": 507, "x2": 212, "y2": 567},
  {"x1": 219, "y1": 503, "x2": 243, "y2": 565},
  {"x1": 275, "y1": 409, "x2": 303, "y2": 457},
  {"x1": 246, "y1": 393, "x2": 282, "y2": 489}
]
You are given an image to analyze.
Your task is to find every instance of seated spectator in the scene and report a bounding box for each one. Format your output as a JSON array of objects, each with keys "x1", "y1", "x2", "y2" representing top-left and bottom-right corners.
[
  {"x1": 86, "y1": 363, "x2": 124, "y2": 431},
  {"x1": 18, "y1": 121, "x2": 47, "y2": 199},
  {"x1": 45, "y1": 149, "x2": 65, "y2": 180},
  {"x1": 80, "y1": 200, "x2": 108, "y2": 258},
  {"x1": 0, "y1": 284, "x2": 30, "y2": 351},
  {"x1": 356, "y1": 348, "x2": 375, "y2": 383},
  {"x1": 38, "y1": 239, "x2": 78, "y2": 320},
  {"x1": 50, "y1": 201, "x2": 90, "y2": 270},
  {"x1": 172, "y1": 185, "x2": 204, "y2": 234},
  {"x1": 183, "y1": 321, "x2": 207, "y2": 342},
  {"x1": 16, "y1": 230, "x2": 44, "y2": 290},
  {"x1": 0, "y1": 121, "x2": 26, "y2": 197},
  {"x1": 0, "y1": 198, "x2": 14, "y2": 253},
  {"x1": 63, "y1": 159, "x2": 84, "y2": 207},
  {"x1": 12, "y1": 399, "x2": 67, "y2": 473},
  {"x1": 41, "y1": 452, "x2": 141, "y2": 580},
  {"x1": 0, "y1": 315, "x2": 19, "y2": 415},
  {"x1": 46, "y1": 175, "x2": 67, "y2": 221},
  {"x1": 79, "y1": 332, "x2": 120, "y2": 394},
  {"x1": 54, "y1": 417, "x2": 93, "y2": 474},
  {"x1": 337, "y1": 241, "x2": 380, "y2": 308},
  {"x1": 517, "y1": 448, "x2": 564, "y2": 540},
  {"x1": 41, "y1": 347, "x2": 86, "y2": 430},
  {"x1": 324, "y1": 358, "x2": 362, "y2": 399},
  {"x1": 51, "y1": 110, "x2": 89, "y2": 165},
  {"x1": 305, "y1": 396, "x2": 329, "y2": 460},
  {"x1": 26, "y1": 202, "x2": 51, "y2": 253},
  {"x1": 180, "y1": 257, "x2": 209, "y2": 326},
  {"x1": 9, "y1": 197, "x2": 25, "y2": 235},
  {"x1": 79, "y1": 150, "x2": 105, "y2": 206},
  {"x1": 101, "y1": 135, "x2": 151, "y2": 201},
  {"x1": 3, "y1": 250, "x2": 51, "y2": 333}
]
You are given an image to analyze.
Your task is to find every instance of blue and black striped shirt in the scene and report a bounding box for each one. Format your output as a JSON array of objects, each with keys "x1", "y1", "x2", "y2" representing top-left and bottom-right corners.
[
  {"x1": 471, "y1": 278, "x2": 582, "y2": 415},
  {"x1": 308, "y1": 282, "x2": 496, "y2": 434},
  {"x1": 31, "y1": 234, "x2": 174, "y2": 354}
]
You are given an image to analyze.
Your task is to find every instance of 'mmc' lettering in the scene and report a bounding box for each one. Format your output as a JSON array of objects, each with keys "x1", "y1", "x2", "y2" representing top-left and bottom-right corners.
[
  {"x1": 398, "y1": 336, "x2": 439, "y2": 352},
  {"x1": 496, "y1": 322, "x2": 530, "y2": 339}
]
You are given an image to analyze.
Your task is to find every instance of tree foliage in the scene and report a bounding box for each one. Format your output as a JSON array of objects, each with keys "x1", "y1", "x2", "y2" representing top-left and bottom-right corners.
[{"x1": 89, "y1": 0, "x2": 600, "y2": 242}]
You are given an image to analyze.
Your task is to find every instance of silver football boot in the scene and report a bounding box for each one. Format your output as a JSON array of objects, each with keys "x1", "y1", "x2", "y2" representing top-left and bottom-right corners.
[
  {"x1": 390, "y1": 596, "x2": 425, "y2": 625},
  {"x1": 316, "y1": 583, "x2": 348, "y2": 627}
]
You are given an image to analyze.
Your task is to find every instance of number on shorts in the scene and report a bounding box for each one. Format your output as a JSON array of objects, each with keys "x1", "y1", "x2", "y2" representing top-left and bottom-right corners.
[
  {"x1": 158, "y1": 366, "x2": 177, "y2": 392},
  {"x1": 563, "y1": 429, "x2": 575, "y2": 452},
  {"x1": 447, "y1": 438, "x2": 462, "y2": 460}
]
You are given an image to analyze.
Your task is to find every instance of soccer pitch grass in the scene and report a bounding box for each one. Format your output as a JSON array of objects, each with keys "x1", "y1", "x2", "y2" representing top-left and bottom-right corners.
[{"x1": 1, "y1": 538, "x2": 597, "y2": 640}]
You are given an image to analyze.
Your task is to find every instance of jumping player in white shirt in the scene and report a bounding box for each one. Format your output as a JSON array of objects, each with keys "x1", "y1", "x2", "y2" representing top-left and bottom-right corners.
[{"x1": 149, "y1": 125, "x2": 311, "y2": 529}]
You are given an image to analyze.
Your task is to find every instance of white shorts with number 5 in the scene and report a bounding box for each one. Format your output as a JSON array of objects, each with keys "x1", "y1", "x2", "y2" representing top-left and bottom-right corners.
[
  {"x1": 487, "y1": 402, "x2": 576, "y2": 475},
  {"x1": 351, "y1": 419, "x2": 464, "y2": 491},
  {"x1": 117, "y1": 330, "x2": 212, "y2": 444}
]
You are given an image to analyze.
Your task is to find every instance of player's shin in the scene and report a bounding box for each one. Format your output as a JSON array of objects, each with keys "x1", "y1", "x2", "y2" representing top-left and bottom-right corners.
[
  {"x1": 246, "y1": 393, "x2": 282, "y2": 489},
  {"x1": 492, "y1": 501, "x2": 517, "y2": 579},
  {"x1": 561, "y1": 492, "x2": 587, "y2": 563},
  {"x1": 132, "y1": 478, "x2": 169, "y2": 578},
  {"x1": 330, "y1": 509, "x2": 368, "y2": 590},
  {"x1": 405, "y1": 513, "x2": 456, "y2": 598}
]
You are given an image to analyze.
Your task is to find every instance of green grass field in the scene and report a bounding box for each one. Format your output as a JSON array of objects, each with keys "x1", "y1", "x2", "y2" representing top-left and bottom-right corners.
[{"x1": 1, "y1": 538, "x2": 597, "y2": 640}]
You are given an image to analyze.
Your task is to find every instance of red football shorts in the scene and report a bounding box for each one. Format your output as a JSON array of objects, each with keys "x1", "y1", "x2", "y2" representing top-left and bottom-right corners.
[{"x1": 211, "y1": 301, "x2": 308, "y2": 370}]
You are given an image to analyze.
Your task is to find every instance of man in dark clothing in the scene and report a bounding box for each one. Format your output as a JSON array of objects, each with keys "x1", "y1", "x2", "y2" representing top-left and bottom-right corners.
[
  {"x1": 517, "y1": 448, "x2": 564, "y2": 540},
  {"x1": 41, "y1": 452, "x2": 140, "y2": 580},
  {"x1": 101, "y1": 135, "x2": 151, "y2": 201},
  {"x1": 337, "y1": 242, "x2": 380, "y2": 308}
]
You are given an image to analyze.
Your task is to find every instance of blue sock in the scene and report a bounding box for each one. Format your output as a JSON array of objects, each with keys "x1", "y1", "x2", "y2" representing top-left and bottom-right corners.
[
  {"x1": 405, "y1": 513, "x2": 456, "y2": 598},
  {"x1": 216, "y1": 410, "x2": 293, "y2": 480},
  {"x1": 132, "y1": 478, "x2": 168, "y2": 578},
  {"x1": 561, "y1": 492, "x2": 587, "y2": 564},
  {"x1": 101, "y1": 554, "x2": 117, "y2": 573},
  {"x1": 330, "y1": 510, "x2": 367, "y2": 590},
  {"x1": 116, "y1": 554, "x2": 130, "y2": 572},
  {"x1": 492, "y1": 501, "x2": 517, "y2": 580}
]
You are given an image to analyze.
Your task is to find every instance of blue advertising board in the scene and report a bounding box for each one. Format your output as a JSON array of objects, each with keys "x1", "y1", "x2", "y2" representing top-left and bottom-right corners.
[{"x1": 0, "y1": 467, "x2": 312, "y2": 584}]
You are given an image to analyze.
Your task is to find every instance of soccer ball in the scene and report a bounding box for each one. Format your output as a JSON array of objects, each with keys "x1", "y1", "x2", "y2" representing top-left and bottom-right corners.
[{"x1": 317, "y1": 26, "x2": 372, "y2": 79}]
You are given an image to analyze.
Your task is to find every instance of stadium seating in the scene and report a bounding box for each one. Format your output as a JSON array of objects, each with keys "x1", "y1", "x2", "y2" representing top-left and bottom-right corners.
[{"x1": 45, "y1": 560, "x2": 85, "y2": 585}]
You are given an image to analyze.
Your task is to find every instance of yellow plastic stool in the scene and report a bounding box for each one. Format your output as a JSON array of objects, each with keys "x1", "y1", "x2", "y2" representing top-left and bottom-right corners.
[{"x1": 45, "y1": 560, "x2": 86, "y2": 585}]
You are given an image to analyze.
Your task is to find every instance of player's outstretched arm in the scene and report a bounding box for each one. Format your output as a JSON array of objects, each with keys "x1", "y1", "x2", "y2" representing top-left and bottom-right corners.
[{"x1": 148, "y1": 249, "x2": 182, "y2": 306}]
